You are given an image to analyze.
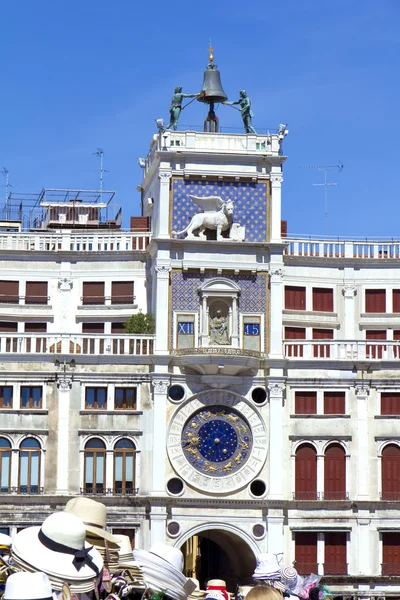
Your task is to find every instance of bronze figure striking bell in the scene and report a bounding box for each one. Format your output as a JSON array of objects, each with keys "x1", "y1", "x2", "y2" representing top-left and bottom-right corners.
[{"x1": 197, "y1": 66, "x2": 228, "y2": 104}]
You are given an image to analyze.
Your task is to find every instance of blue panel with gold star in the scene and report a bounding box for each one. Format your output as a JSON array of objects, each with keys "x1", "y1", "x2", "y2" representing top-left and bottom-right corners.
[
  {"x1": 172, "y1": 179, "x2": 268, "y2": 243},
  {"x1": 181, "y1": 406, "x2": 253, "y2": 477}
]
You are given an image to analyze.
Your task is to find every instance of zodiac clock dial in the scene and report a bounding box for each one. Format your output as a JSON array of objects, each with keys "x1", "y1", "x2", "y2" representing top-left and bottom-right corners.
[{"x1": 181, "y1": 405, "x2": 252, "y2": 477}]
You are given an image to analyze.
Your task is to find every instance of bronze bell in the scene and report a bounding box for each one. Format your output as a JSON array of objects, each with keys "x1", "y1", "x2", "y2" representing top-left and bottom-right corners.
[{"x1": 197, "y1": 66, "x2": 228, "y2": 104}]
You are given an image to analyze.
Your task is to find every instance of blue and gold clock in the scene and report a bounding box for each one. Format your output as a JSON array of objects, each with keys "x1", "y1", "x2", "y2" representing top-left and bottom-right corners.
[{"x1": 181, "y1": 405, "x2": 252, "y2": 477}]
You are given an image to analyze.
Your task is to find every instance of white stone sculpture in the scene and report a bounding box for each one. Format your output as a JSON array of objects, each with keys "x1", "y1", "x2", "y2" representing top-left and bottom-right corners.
[{"x1": 172, "y1": 195, "x2": 236, "y2": 240}]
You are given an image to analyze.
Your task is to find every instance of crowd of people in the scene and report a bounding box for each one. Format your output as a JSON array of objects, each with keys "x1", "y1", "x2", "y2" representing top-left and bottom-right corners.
[{"x1": 0, "y1": 498, "x2": 330, "y2": 600}]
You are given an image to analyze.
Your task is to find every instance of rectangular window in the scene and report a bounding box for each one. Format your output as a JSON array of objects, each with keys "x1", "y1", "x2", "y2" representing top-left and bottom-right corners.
[
  {"x1": 0, "y1": 322, "x2": 17, "y2": 332},
  {"x1": 312, "y1": 288, "x2": 334, "y2": 312},
  {"x1": 24, "y1": 323, "x2": 47, "y2": 333},
  {"x1": 0, "y1": 387, "x2": 12, "y2": 408},
  {"x1": 20, "y1": 386, "x2": 42, "y2": 409},
  {"x1": 295, "y1": 532, "x2": 318, "y2": 575},
  {"x1": 324, "y1": 532, "x2": 347, "y2": 575},
  {"x1": 82, "y1": 282, "x2": 105, "y2": 305},
  {"x1": 111, "y1": 322, "x2": 126, "y2": 334},
  {"x1": 393, "y1": 290, "x2": 400, "y2": 313},
  {"x1": 111, "y1": 281, "x2": 134, "y2": 305},
  {"x1": 285, "y1": 327, "x2": 306, "y2": 358},
  {"x1": 382, "y1": 532, "x2": 400, "y2": 576},
  {"x1": 366, "y1": 330, "x2": 387, "y2": 359},
  {"x1": 285, "y1": 286, "x2": 306, "y2": 310},
  {"x1": 243, "y1": 317, "x2": 261, "y2": 351},
  {"x1": 85, "y1": 387, "x2": 107, "y2": 409},
  {"x1": 115, "y1": 388, "x2": 137, "y2": 410},
  {"x1": 312, "y1": 328, "x2": 334, "y2": 358},
  {"x1": 0, "y1": 281, "x2": 19, "y2": 304},
  {"x1": 177, "y1": 314, "x2": 195, "y2": 350},
  {"x1": 295, "y1": 391, "x2": 317, "y2": 415},
  {"x1": 25, "y1": 282, "x2": 48, "y2": 305},
  {"x1": 324, "y1": 391, "x2": 345, "y2": 414},
  {"x1": 365, "y1": 289, "x2": 386, "y2": 313},
  {"x1": 381, "y1": 393, "x2": 400, "y2": 415}
]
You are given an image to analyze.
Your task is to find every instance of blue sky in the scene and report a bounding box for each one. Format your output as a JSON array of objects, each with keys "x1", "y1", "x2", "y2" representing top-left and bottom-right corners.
[{"x1": 1, "y1": 0, "x2": 399, "y2": 237}]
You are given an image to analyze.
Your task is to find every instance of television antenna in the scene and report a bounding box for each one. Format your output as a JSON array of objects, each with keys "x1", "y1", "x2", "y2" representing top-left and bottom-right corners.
[
  {"x1": 92, "y1": 148, "x2": 109, "y2": 198},
  {"x1": 1, "y1": 167, "x2": 14, "y2": 219},
  {"x1": 304, "y1": 163, "x2": 344, "y2": 235}
]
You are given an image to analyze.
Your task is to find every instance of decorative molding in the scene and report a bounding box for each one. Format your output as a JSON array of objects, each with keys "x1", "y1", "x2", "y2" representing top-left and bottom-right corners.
[
  {"x1": 155, "y1": 265, "x2": 172, "y2": 279},
  {"x1": 268, "y1": 382, "x2": 285, "y2": 398},
  {"x1": 58, "y1": 278, "x2": 73, "y2": 291},
  {"x1": 159, "y1": 171, "x2": 172, "y2": 182},
  {"x1": 270, "y1": 175, "x2": 283, "y2": 185},
  {"x1": 269, "y1": 267, "x2": 284, "y2": 282},
  {"x1": 152, "y1": 379, "x2": 170, "y2": 395},
  {"x1": 57, "y1": 378, "x2": 72, "y2": 391},
  {"x1": 355, "y1": 383, "x2": 370, "y2": 397},
  {"x1": 342, "y1": 285, "x2": 357, "y2": 298}
]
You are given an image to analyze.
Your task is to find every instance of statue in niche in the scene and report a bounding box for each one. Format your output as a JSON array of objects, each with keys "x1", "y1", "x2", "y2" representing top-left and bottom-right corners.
[
  {"x1": 209, "y1": 308, "x2": 229, "y2": 345},
  {"x1": 172, "y1": 195, "x2": 236, "y2": 240}
]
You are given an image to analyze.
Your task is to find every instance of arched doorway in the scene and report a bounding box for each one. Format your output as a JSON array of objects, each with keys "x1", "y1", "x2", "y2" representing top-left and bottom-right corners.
[{"x1": 179, "y1": 528, "x2": 257, "y2": 592}]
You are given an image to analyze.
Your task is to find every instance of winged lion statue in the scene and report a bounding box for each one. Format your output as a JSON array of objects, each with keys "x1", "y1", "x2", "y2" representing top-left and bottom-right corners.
[{"x1": 172, "y1": 195, "x2": 235, "y2": 240}]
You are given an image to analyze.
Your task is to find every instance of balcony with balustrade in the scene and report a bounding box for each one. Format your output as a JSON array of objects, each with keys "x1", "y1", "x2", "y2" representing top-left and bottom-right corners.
[
  {"x1": 284, "y1": 236, "x2": 400, "y2": 261},
  {"x1": 283, "y1": 339, "x2": 400, "y2": 362}
]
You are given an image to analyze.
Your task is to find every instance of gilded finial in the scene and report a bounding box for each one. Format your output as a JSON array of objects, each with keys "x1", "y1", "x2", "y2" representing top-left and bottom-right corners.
[{"x1": 208, "y1": 39, "x2": 214, "y2": 64}]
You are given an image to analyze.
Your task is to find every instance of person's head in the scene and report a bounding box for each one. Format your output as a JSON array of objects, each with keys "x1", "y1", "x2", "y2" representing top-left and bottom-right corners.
[
  {"x1": 240, "y1": 89, "x2": 247, "y2": 98},
  {"x1": 246, "y1": 586, "x2": 282, "y2": 600},
  {"x1": 175, "y1": 86, "x2": 183, "y2": 93}
]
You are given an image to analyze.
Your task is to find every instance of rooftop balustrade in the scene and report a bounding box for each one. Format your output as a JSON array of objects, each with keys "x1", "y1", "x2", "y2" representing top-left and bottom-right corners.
[
  {"x1": 0, "y1": 231, "x2": 151, "y2": 252},
  {"x1": 285, "y1": 237, "x2": 400, "y2": 260}
]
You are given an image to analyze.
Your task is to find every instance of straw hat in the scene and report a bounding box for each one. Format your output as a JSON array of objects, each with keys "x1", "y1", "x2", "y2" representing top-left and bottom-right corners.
[
  {"x1": 188, "y1": 578, "x2": 206, "y2": 599},
  {"x1": 64, "y1": 497, "x2": 119, "y2": 544},
  {"x1": 4, "y1": 572, "x2": 53, "y2": 600},
  {"x1": 206, "y1": 580, "x2": 229, "y2": 600},
  {"x1": 11, "y1": 511, "x2": 103, "y2": 593}
]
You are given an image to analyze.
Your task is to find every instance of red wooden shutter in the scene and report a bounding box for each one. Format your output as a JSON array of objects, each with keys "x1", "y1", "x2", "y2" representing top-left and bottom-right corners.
[
  {"x1": 82, "y1": 282, "x2": 105, "y2": 305},
  {"x1": 0, "y1": 281, "x2": 19, "y2": 304},
  {"x1": 285, "y1": 327, "x2": 306, "y2": 358},
  {"x1": 382, "y1": 445, "x2": 400, "y2": 500},
  {"x1": 25, "y1": 282, "x2": 48, "y2": 305},
  {"x1": 295, "y1": 444, "x2": 317, "y2": 500},
  {"x1": 366, "y1": 330, "x2": 386, "y2": 359},
  {"x1": 295, "y1": 532, "x2": 318, "y2": 574},
  {"x1": 324, "y1": 391, "x2": 345, "y2": 414},
  {"x1": 0, "y1": 322, "x2": 17, "y2": 332},
  {"x1": 111, "y1": 282, "x2": 134, "y2": 305},
  {"x1": 295, "y1": 391, "x2": 316, "y2": 414},
  {"x1": 24, "y1": 323, "x2": 47, "y2": 332},
  {"x1": 285, "y1": 286, "x2": 306, "y2": 310},
  {"x1": 324, "y1": 444, "x2": 346, "y2": 500},
  {"x1": 383, "y1": 533, "x2": 400, "y2": 575},
  {"x1": 111, "y1": 322, "x2": 126, "y2": 334},
  {"x1": 381, "y1": 393, "x2": 400, "y2": 415},
  {"x1": 324, "y1": 532, "x2": 347, "y2": 574},
  {"x1": 82, "y1": 323, "x2": 105, "y2": 333},
  {"x1": 393, "y1": 290, "x2": 400, "y2": 313},
  {"x1": 312, "y1": 328, "x2": 333, "y2": 358},
  {"x1": 365, "y1": 289, "x2": 386, "y2": 313},
  {"x1": 313, "y1": 288, "x2": 334, "y2": 312}
]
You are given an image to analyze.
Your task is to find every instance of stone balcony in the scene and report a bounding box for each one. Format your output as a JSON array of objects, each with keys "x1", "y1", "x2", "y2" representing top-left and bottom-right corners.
[
  {"x1": 284, "y1": 339, "x2": 400, "y2": 361},
  {"x1": 284, "y1": 237, "x2": 400, "y2": 260}
]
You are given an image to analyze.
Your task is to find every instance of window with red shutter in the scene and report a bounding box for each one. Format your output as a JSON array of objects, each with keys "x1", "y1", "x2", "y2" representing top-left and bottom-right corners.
[
  {"x1": 312, "y1": 328, "x2": 333, "y2": 358},
  {"x1": 0, "y1": 322, "x2": 17, "y2": 332},
  {"x1": 382, "y1": 533, "x2": 400, "y2": 575},
  {"x1": 324, "y1": 532, "x2": 347, "y2": 574},
  {"x1": 82, "y1": 282, "x2": 105, "y2": 305},
  {"x1": 111, "y1": 282, "x2": 134, "y2": 305},
  {"x1": 82, "y1": 323, "x2": 105, "y2": 355},
  {"x1": 285, "y1": 327, "x2": 306, "y2": 358},
  {"x1": 295, "y1": 391, "x2": 317, "y2": 415},
  {"x1": 295, "y1": 532, "x2": 318, "y2": 574},
  {"x1": 381, "y1": 393, "x2": 400, "y2": 415},
  {"x1": 285, "y1": 286, "x2": 306, "y2": 310},
  {"x1": 366, "y1": 330, "x2": 386, "y2": 359},
  {"x1": 365, "y1": 289, "x2": 386, "y2": 313},
  {"x1": 324, "y1": 444, "x2": 346, "y2": 500},
  {"x1": 111, "y1": 323, "x2": 126, "y2": 334},
  {"x1": 295, "y1": 444, "x2": 317, "y2": 500},
  {"x1": 0, "y1": 281, "x2": 19, "y2": 304},
  {"x1": 324, "y1": 391, "x2": 345, "y2": 414},
  {"x1": 382, "y1": 445, "x2": 400, "y2": 501},
  {"x1": 393, "y1": 290, "x2": 400, "y2": 313},
  {"x1": 25, "y1": 282, "x2": 48, "y2": 305},
  {"x1": 312, "y1": 288, "x2": 334, "y2": 312}
]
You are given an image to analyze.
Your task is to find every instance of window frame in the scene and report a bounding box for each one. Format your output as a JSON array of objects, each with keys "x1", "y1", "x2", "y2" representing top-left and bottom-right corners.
[
  {"x1": 25, "y1": 282, "x2": 48, "y2": 305},
  {"x1": 113, "y1": 439, "x2": 137, "y2": 493},
  {"x1": 20, "y1": 386, "x2": 43, "y2": 409},
  {"x1": 83, "y1": 439, "x2": 106, "y2": 493},
  {"x1": 82, "y1": 282, "x2": 105, "y2": 306},
  {"x1": 0, "y1": 438, "x2": 11, "y2": 492},
  {"x1": 312, "y1": 287, "x2": 334, "y2": 313},
  {"x1": 174, "y1": 312, "x2": 198, "y2": 350},
  {"x1": 85, "y1": 387, "x2": 108, "y2": 410},
  {"x1": 114, "y1": 387, "x2": 137, "y2": 410},
  {"x1": 18, "y1": 438, "x2": 41, "y2": 494},
  {"x1": 0, "y1": 386, "x2": 13, "y2": 409},
  {"x1": 111, "y1": 281, "x2": 134, "y2": 305},
  {"x1": 365, "y1": 289, "x2": 386, "y2": 313},
  {"x1": 284, "y1": 285, "x2": 306, "y2": 311}
]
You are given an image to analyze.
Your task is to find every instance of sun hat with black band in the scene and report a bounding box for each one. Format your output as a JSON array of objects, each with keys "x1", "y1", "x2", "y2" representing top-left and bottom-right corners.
[
  {"x1": 64, "y1": 497, "x2": 119, "y2": 544},
  {"x1": 4, "y1": 572, "x2": 53, "y2": 600},
  {"x1": 11, "y1": 511, "x2": 103, "y2": 592}
]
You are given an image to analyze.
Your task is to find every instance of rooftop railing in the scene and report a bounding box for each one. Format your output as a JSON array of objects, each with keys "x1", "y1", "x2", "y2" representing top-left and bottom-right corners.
[
  {"x1": 285, "y1": 238, "x2": 400, "y2": 259},
  {"x1": 0, "y1": 231, "x2": 151, "y2": 252},
  {"x1": 284, "y1": 340, "x2": 400, "y2": 361}
]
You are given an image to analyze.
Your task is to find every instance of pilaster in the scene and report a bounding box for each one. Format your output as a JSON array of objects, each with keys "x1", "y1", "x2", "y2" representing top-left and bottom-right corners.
[
  {"x1": 151, "y1": 377, "x2": 170, "y2": 495},
  {"x1": 156, "y1": 170, "x2": 172, "y2": 238},
  {"x1": 355, "y1": 384, "x2": 370, "y2": 499},
  {"x1": 267, "y1": 381, "x2": 285, "y2": 498},
  {"x1": 154, "y1": 265, "x2": 172, "y2": 354},
  {"x1": 342, "y1": 285, "x2": 358, "y2": 339},
  {"x1": 269, "y1": 266, "x2": 284, "y2": 358},
  {"x1": 270, "y1": 173, "x2": 283, "y2": 242},
  {"x1": 56, "y1": 379, "x2": 72, "y2": 494}
]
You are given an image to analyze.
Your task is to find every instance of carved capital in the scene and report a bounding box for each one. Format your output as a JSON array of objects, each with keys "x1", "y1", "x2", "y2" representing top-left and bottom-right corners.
[
  {"x1": 155, "y1": 265, "x2": 172, "y2": 279},
  {"x1": 342, "y1": 285, "x2": 357, "y2": 298},
  {"x1": 355, "y1": 383, "x2": 370, "y2": 397},
  {"x1": 152, "y1": 379, "x2": 169, "y2": 395},
  {"x1": 159, "y1": 170, "x2": 172, "y2": 182},
  {"x1": 270, "y1": 175, "x2": 283, "y2": 185},
  {"x1": 269, "y1": 267, "x2": 284, "y2": 282},
  {"x1": 57, "y1": 378, "x2": 72, "y2": 391},
  {"x1": 268, "y1": 382, "x2": 285, "y2": 398},
  {"x1": 58, "y1": 278, "x2": 73, "y2": 291}
]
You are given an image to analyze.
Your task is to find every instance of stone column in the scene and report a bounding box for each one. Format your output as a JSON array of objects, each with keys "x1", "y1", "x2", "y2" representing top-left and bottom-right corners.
[
  {"x1": 56, "y1": 378, "x2": 72, "y2": 494},
  {"x1": 150, "y1": 505, "x2": 167, "y2": 545},
  {"x1": 342, "y1": 285, "x2": 357, "y2": 340},
  {"x1": 317, "y1": 533, "x2": 324, "y2": 575},
  {"x1": 269, "y1": 267, "x2": 284, "y2": 358},
  {"x1": 355, "y1": 384, "x2": 370, "y2": 499},
  {"x1": 156, "y1": 171, "x2": 172, "y2": 239},
  {"x1": 317, "y1": 453, "x2": 324, "y2": 498},
  {"x1": 105, "y1": 449, "x2": 114, "y2": 493},
  {"x1": 267, "y1": 381, "x2": 285, "y2": 498},
  {"x1": 270, "y1": 174, "x2": 283, "y2": 242},
  {"x1": 151, "y1": 378, "x2": 170, "y2": 495},
  {"x1": 11, "y1": 449, "x2": 18, "y2": 489},
  {"x1": 154, "y1": 265, "x2": 171, "y2": 354}
]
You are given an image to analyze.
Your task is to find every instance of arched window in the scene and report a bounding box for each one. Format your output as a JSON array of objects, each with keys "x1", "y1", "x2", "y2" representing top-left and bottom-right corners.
[
  {"x1": 84, "y1": 439, "x2": 106, "y2": 493},
  {"x1": 0, "y1": 438, "x2": 11, "y2": 493},
  {"x1": 295, "y1": 444, "x2": 317, "y2": 500},
  {"x1": 382, "y1": 444, "x2": 400, "y2": 500},
  {"x1": 19, "y1": 438, "x2": 41, "y2": 494},
  {"x1": 114, "y1": 439, "x2": 136, "y2": 494},
  {"x1": 324, "y1": 443, "x2": 346, "y2": 500}
]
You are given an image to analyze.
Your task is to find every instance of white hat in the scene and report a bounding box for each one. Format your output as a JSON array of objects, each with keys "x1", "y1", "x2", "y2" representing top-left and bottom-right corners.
[
  {"x1": 253, "y1": 553, "x2": 281, "y2": 581},
  {"x1": 0, "y1": 532, "x2": 12, "y2": 548},
  {"x1": 11, "y1": 512, "x2": 103, "y2": 593},
  {"x1": 280, "y1": 567, "x2": 299, "y2": 591},
  {"x1": 150, "y1": 542, "x2": 184, "y2": 572},
  {"x1": 4, "y1": 572, "x2": 52, "y2": 600},
  {"x1": 64, "y1": 497, "x2": 119, "y2": 544}
]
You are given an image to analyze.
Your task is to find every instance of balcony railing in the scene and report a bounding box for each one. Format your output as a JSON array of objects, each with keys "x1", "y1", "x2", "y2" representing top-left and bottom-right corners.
[
  {"x1": 0, "y1": 334, "x2": 154, "y2": 356},
  {"x1": 293, "y1": 491, "x2": 320, "y2": 500},
  {"x1": 285, "y1": 238, "x2": 400, "y2": 260},
  {"x1": 284, "y1": 340, "x2": 400, "y2": 361},
  {"x1": 322, "y1": 492, "x2": 349, "y2": 500},
  {"x1": 294, "y1": 562, "x2": 318, "y2": 575},
  {"x1": 80, "y1": 487, "x2": 139, "y2": 496},
  {"x1": 0, "y1": 486, "x2": 44, "y2": 495},
  {"x1": 382, "y1": 563, "x2": 400, "y2": 576},
  {"x1": 0, "y1": 231, "x2": 151, "y2": 252},
  {"x1": 323, "y1": 563, "x2": 348, "y2": 575},
  {"x1": 380, "y1": 492, "x2": 400, "y2": 500}
]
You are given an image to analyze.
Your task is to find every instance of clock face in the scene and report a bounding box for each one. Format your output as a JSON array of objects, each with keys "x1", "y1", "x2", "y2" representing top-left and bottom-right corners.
[{"x1": 181, "y1": 406, "x2": 252, "y2": 477}]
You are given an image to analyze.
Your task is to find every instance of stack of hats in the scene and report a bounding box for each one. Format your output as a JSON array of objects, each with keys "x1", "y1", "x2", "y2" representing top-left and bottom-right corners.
[
  {"x1": 253, "y1": 554, "x2": 284, "y2": 591},
  {"x1": 4, "y1": 572, "x2": 53, "y2": 600},
  {"x1": 133, "y1": 543, "x2": 196, "y2": 600},
  {"x1": 11, "y1": 511, "x2": 103, "y2": 594},
  {"x1": 112, "y1": 534, "x2": 144, "y2": 585},
  {"x1": 188, "y1": 578, "x2": 206, "y2": 600},
  {"x1": 206, "y1": 580, "x2": 230, "y2": 600},
  {"x1": 64, "y1": 497, "x2": 120, "y2": 572}
]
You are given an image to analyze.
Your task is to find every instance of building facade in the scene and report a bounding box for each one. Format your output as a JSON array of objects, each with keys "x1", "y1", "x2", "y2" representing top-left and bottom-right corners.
[{"x1": 0, "y1": 129, "x2": 400, "y2": 597}]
